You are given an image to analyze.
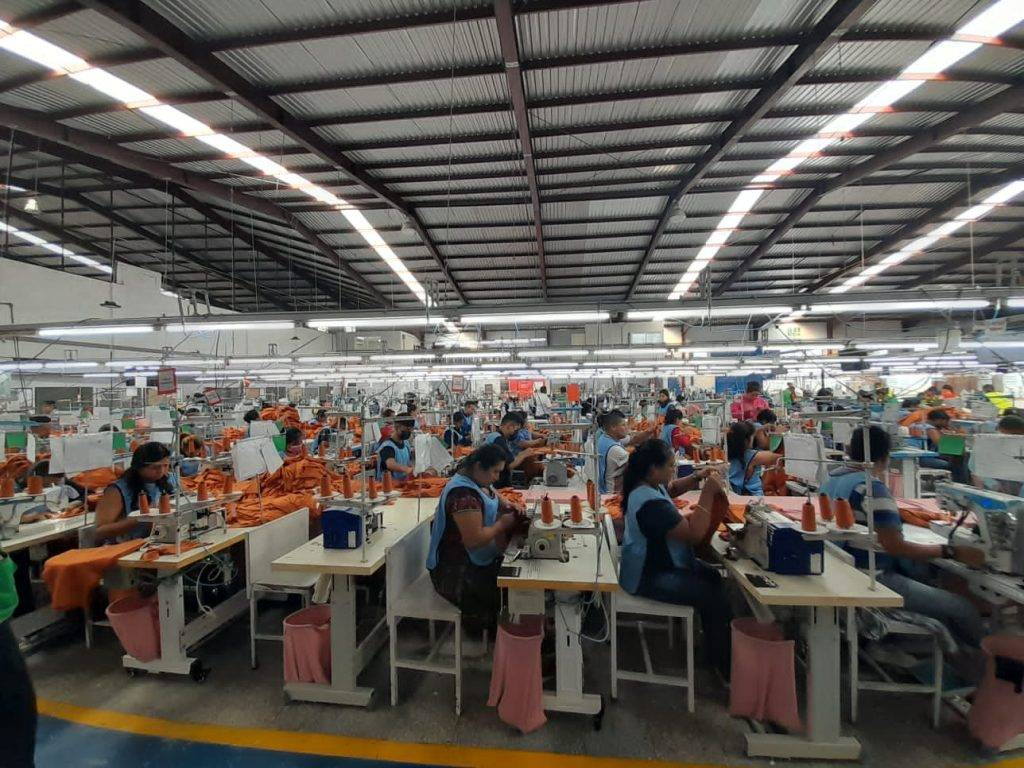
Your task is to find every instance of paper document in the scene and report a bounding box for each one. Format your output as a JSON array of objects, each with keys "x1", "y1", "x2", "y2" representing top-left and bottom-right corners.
[
  {"x1": 972, "y1": 435, "x2": 1024, "y2": 482},
  {"x1": 248, "y1": 420, "x2": 280, "y2": 438},
  {"x1": 51, "y1": 433, "x2": 114, "y2": 474},
  {"x1": 783, "y1": 433, "x2": 827, "y2": 486},
  {"x1": 232, "y1": 436, "x2": 283, "y2": 481}
]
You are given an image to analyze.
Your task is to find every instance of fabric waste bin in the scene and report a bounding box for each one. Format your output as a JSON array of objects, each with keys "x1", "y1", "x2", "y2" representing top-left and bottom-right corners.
[
  {"x1": 729, "y1": 618, "x2": 801, "y2": 732},
  {"x1": 488, "y1": 615, "x2": 546, "y2": 733},
  {"x1": 283, "y1": 604, "x2": 331, "y2": 684},
  {"x1": 106, "y1": 594, "x2": 160, "y2": 662},
  {"x1": 969, "y1": 634, "x2": 1024, "y2": 750}
]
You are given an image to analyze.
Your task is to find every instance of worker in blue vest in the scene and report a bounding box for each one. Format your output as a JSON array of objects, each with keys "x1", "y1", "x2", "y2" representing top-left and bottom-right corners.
[
  {"x1": 458, "y1": 400, "x2": 478, "y2": 442},
  {"x1": 655, "y1": 388, "x2": 671, "y2": 418},
  {"x1": 376, "y1": 415, "x2": 416, "y2": 482},
  {"x1": 596, "y1": 409, "x2": 656, "y2": 494},
  {"x1": 94, "y1": 441, "x2": 178, "y2": 544}
]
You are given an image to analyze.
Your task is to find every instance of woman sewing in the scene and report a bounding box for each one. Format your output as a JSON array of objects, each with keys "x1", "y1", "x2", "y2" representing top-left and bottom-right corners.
[{"x1": 94, "y1": 442, "x2": 177, "y2": 544}]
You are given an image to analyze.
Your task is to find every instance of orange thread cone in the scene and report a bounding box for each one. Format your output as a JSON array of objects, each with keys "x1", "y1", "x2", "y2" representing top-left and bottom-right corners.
[
  {"x1": 318, "y1": 440, "x2": 327, "y2": 458},
  {"x1": 541, "y1": 495, "x2": 555, "y2": 524},
  {"x1": 570, "y1": 495, "x2": 584, "y2": 524},
  {"x1": 197, "y1": 480, "x2": 209, "y2": 502},
  {"x1": 159, "y1": 494, "x2": 171, "y2": 515},
  {"x1": 368, "y1": 477, "x2": 378, "y2": 499},
  {"x1": 835, "y1": 498, "x2": 855, "y2": 530},
  {"x1": 586, "y1": 479, "x2": 597, "y2": 511},
  {"x1": 802, "y1": 498, "x2": 817, "y2": 532},
  {"x1": 382, "y1": 471, "x2": 393, "y2": 493},
  {"x1": 342, "y1": 474, "x2": 353, "y2": 498},
  {"x1": 26, "y1": 475, "x2": 43, "y2": 494},
  {"x1": 138, "y1": 493, "x2": 150, "y2": 514},
  {"x1": 819, "y1": 494, "x2": 833, "y2": 522}
]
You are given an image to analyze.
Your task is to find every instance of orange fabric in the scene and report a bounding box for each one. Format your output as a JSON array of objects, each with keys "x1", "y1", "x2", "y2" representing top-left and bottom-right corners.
[
  {"x1": 898, "y1": 499, "x2": 953, "y2": 529},
  {"x1": 400, "y1": 477, "x2": 448, "y2": 498},
  {"x1": 0, "y1": 454, "x2": 31, "y2": 483},
  {"x1": 497, "y1": 488, "x2": 525, "y2": 507},
  {"x1": 260, "y1": 405, "x2": 302, "y2": 429},
  {"x1": 140, "y1": 540, "x2": 201, "y2": 561},
  {"x1": 899, "y1": 406, "x2": 967, "y2": 427},
  {"x1": 227, "y1": 493, "x2": 317, "y2": 527},
  {"x1": 43, "y1": 539, "x2": 146, "y2": 611},
  {"x1": 71, "y1": 466, "x2": 122, "y2": 490},
  {"x1": 602, "y1": 494, "x2": 689, "y2": 520},
  {"x1": 760, "y1": 465, "x2": 789, "y2": 497}
]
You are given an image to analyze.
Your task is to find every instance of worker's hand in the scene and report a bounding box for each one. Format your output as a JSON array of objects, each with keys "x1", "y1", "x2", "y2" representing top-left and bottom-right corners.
[{"x1": 952, "y1": 545, "x2": 986, "y2": 569}]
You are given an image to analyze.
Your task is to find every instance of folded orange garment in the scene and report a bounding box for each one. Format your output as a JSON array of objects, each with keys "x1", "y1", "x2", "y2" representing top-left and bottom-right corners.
[
  {"x1": 55, "y1": 503, "x2": 86, "y2": 520},
  {"x1": 497, "y1": 488, "x2": 524, "y2": 507},
  {"x1": 898, "y1": 499, "x2": 952, "y2": 529},
  {"x1": 43, "y1": 539, "x2": 146, "y2": 611},
  {"x1": 400, "y1": 477, "x2": 448, "y2": 498},
  {"x1": 71, "y1": 466, "x2": 122, "y2": 490},
  {"x1": 227, "y1": 493, "x2": 317, "y2": 527},
  {"x1": 453, "y1": 445, "x2": 472, "y2": 459}
]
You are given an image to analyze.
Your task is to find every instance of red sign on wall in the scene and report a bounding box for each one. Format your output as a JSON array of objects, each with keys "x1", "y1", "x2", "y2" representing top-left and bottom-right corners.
[{"x1": 156, "y1": 367, "x2": 177, "y2": 395}]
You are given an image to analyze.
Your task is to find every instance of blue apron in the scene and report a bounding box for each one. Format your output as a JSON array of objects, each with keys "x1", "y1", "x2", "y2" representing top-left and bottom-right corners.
[
  {"x1": 426, "y1": 472, "x2": 501, "y2": 569},
  {"x1": 661, "y1": 423, "x2": 677, "y2": 448},
  {"x1": 821, "y1": 469, "x2": 898, "y2": 570},
  {"x1": 657, "y1": 403, "x2": 669, "y2": 417},
  {"x1": 483, "y1": 431, "x2": 501, "y2": 446},
  {"x1": 619, "y1": 484, "x2": 695, "y2": 595},
  {"x1": 376, "y1": 438, "x2": 411, "y2": 481},
  {"x1": 728, "y1": 449, "x2": 764, "y2": 495},
  {"x1": 458, "y1": 412, "x2": 473, "y2": 440},
  {"x1": 111, "y1": 474, "x2": 179, "y2": 542},
  {"x1": 597, "y1": 432, "x2": 620, "y2": 494}
]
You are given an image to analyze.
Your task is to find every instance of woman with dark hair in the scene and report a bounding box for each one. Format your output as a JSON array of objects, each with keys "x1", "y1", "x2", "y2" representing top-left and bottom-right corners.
[
  {"x1": 243, "y1": 408, "x2": 261, "y2": 437},
  {"x1": 726, "y1": 421, "x2": 782, "y2": 495},
  {"x1": 94, "y1": 442, "x2": 176, "y2": 543},
  {"x1": 427, "y1": 444, "x2": 527, "y2": 630},
  {"x1": 283, "y1": 427, "x2": 305, "y2": 457},
  {"x1": 660, "y1": 407, "x2": 695, "y2": 453},
  {"x1": 619, "y1": 439, "x2": 732, "y2": 674},
  {"x1": 821, "y1": 426, "x2": 985, "y2": 647}
]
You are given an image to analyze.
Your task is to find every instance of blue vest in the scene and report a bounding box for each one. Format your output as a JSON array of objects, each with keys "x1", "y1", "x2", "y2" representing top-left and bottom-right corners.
[
  {"x1": 728, "y1": 449, "x2": 764, "y2": 495},
  {"x1": 661, "y1": 423, "x2": 677, "y2": 447},
  {"x1": 657, "y1": 403, "x2": 669, "y2": 416},
  {"x1": 483, "y1": 431, "x2": 501, "y2": 446},
  {"x1": 376, "y1": 438, "x2": 411, "y2": 481},
  {"x1": 597, "y1": 432, "x2": 620, "y2": 494},
  {"x1": 179, "y1": 458, "x2": 201, "y2": 477},
  {"x1": 458, "y1": 412, "x2": 473, "y2": 439},
  {"x1": 619, "y1": 484, "x2": 694, "y2": 595},
  {"x1": 111, "y1": 474, "x2": 179, "y2": 542},
  {"x1": 427, "y1": 472, "x2": 501, "y2": 569}
]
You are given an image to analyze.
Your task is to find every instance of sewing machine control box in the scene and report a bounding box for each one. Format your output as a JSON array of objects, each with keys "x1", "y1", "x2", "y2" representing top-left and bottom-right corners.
[
  {"x1": 524, "y1": 519, "x2": 570, "y2": 562},
  {"x1": 738, "y1": 514, "x2": 824, "y2": 576}
]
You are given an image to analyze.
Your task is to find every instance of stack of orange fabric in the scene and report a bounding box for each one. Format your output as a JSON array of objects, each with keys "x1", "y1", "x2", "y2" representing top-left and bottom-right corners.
[
  {"x1": 497, "y1": 488, "x2": 524, "y2": 507},
  {"x1": 453, "y1": 445, "x2": 472, "y2": 459},
  {"x1": 602, "y1": 494, "x2": 690, "y2": 520},
  {"x1": 71, "y1": 466, "x2": 123, "y2": 491},
  {"x1": 42, "y1": 539, "x2": 146, "y2": 610},
  {"x1": 899, "y1": 405, "x2": 968, "y2": 428},
  {"x1": 760, "y1": 465, "x2": 789, "y2": 496},
  {"x1": 898, "y1": 499, "x2": 953, "y2": 529},
  {"x1": 400, "y1": 477, "x2": 448, "y2": 498}
]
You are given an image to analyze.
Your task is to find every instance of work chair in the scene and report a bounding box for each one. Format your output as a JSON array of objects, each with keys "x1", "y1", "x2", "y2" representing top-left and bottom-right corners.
[
  {"x1": 246, "y1": 507, "x2": 317, "y2": 669},
  {"x1": 604, "y1": 515, "x2": 696, "y2": 712},
  {"x1": 387, "y1": 520, "x2": 469, "y2": 715},
  {"x1": 847, "y1": 606, "x2": 944, "y2": 729}
]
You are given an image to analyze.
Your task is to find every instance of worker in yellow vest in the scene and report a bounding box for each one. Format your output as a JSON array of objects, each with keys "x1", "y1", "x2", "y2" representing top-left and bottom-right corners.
[{"x1": 982, "y1": 384, "x2": 1014, "y2": 413}]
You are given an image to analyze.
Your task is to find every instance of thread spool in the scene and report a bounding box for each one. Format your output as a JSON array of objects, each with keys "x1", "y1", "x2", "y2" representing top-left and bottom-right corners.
[
  {"x1": 159, "y1": 494, "x2": 171, "y2": 515},
  {"x1": 801, "y1": 497, "x2": 817, "y2": 532},
  {"x1": 223, "y1": 475, "x2": 234, "y2": 495},
  {"x1": 368, "y1": 477, "x2": 379, "y2": 499},
  {"x1": 570, "y1": 495, "x2": 584, "y2": 524},
  {"x1": 835, "y1": 498, "x2": 855, "y2": 530},
  {"x1": 320, "y1": 474, "x2": 332, "y2": 498},
  {"x1": 541, "y1": 495, "x2": 555, "y2": 525},
  {"x1": 318, "y1": 440, "x2": 328, "y2": 458},
  {"x1": 342, "y1": 474, "x2": 353, "y2": 498},
  {"x1": 138, "y1": 493, "x2": 150, "y2": 514},
  {"x1": 26, "y1": 475, "x2": 43, "y2": 495},
  {"x1": 586, "y1": 479, "x2": 597, "y2": 511},
  {"x1": 818, "y1": 493, "x2": 833, "y2": 522},
  {"x1": 0, "y1": 477, "x2": 14, "y2": 498},
  {"x1": 382, "y1": 471, "x2": 393, "y2": 493},
  {"x1": 197, "y1": 480, "x2": 209, "y2": 502}
]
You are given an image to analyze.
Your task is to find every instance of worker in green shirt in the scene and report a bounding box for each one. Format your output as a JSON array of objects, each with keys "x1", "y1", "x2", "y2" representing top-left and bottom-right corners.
[
  {"x1": 982, "y1": 384, "x2": 1014, "y2": 413},
  {"x1": 781, "y1": 382, "x2": 798, "y2": 410},
  {"x1": 0, "y1": 551, "x2": 37, "y2": 767}
]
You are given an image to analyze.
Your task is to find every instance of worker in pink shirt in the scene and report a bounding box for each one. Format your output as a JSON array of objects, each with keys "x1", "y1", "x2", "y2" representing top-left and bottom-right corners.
[{"x1": 730, "y1": 380, "x2": 769, "y2": 422}]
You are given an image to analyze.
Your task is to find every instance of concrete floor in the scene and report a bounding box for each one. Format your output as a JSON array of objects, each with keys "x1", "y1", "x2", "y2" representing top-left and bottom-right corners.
[{"x1": 27, "y1": 604, "x2": 1005, "y2": 768}]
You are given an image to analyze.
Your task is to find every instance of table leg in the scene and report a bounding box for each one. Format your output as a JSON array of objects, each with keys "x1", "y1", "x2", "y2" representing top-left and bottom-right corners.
[
  {"x1": 285, "y1": 573, "x2": 375, "y2": 706},
  {"x1": 542, "y1": 590, "x2": 602, "y2": 716},
  {"x1": 123, "y1": 573, "x2": 195, "y2": 675},
  {"x1": 746, "y1": 606, "x2": 860, "y2": 760},
  {"x1": 900, "y1": 458, "x2": 918, "y2": 499}
]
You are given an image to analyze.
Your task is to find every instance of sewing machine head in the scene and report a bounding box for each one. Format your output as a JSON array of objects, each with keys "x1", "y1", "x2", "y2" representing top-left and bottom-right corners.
[
  {"x1": 936, "y1": 482, "x2": 1024, "y2": 575},
  {"x1": 525, "y1": 518, "x2": 570, "y2": 561},
  {"x1": 543, "y1": 457, "x2": 570, "y2": 487}
]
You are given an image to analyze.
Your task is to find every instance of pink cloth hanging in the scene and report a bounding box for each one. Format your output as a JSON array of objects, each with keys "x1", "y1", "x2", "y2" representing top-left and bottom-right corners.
[
  {"x1": 969, "y1": 634, "x2": 1024, "y2": 750},
  {"x1": 488, "y1": 615, "x2": 546, "y2": 734},
  {"x1": 283, "y1": 604, "x2": 331, "y2": 685},
  {"x1": 729, "y1": 618, "x2": 802, "y2": 732}
]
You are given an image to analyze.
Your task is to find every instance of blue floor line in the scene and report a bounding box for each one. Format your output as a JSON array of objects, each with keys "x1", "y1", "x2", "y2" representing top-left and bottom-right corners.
[{"x1": 36, "y1": 716, "x2": 434, "y2": 768}]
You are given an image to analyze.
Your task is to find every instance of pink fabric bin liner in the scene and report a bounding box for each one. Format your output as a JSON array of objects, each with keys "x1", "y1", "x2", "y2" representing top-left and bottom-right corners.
[
  {"x1": 106, "y1": 594, "x2": 160, "y2": 662},
  {"x1": 488, "y1": 615, "x2": 546, "y2": 734},
  {"x1": 283, "y1": 604, "x2": 331, "y2": 685},
  {"x1": 969, "y1": 634, "x2": 1024, "y2": 750},
  {"x1": 729, "y1": 618, "x2": 802, "y2": 732}
]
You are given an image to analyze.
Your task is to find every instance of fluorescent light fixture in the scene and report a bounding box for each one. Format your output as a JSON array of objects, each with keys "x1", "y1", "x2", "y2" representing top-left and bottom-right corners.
[
  {"x1": 854, "y1": 341, "x2": 938, "y2": 350},
  {"x1": 164, "y1": 321, "x2": 294, "y2": 332},
  {"x1": 762, "y1": 343, "x2": 844, "y2": 352},
  {"x1": 479, "y1": 338, "x2": 545, "y2": 346},
  {"x1": 683, "y1": 345, "x2": 759, "y2": 353},
  {"x1": 481, "y1": 362, "x2": 526, "y2": 369},
  {"x1": 961, "y1": 340, "x2": 1024, "y2": 349},
  {"x1": 809, "y1": 299, "x2": 988, "y2": 314},
  {"x1": 139, "y1": 104, "x2": 211, "y2": 136},
  {"x1": 164, "y1": 358, "x2": 219, "y2": 366},
  {"x1": 0, "y1": 362, "x2": 42, "y2": 371},
  {"x1": 460, "y1": 312, "x2": 609, "y2": 325},
  {"x1": 306, "y1": 316, "x2": 437, "y2": 330},
  {"x1": 594, "y1": 347, "x2": 667, "y2": 357},
  {"x1": 229, "y1": 357, "x2": 294, "y2": 365},
  {"x1": 82, "y1": 372, "x2": 121, "y2": 378},
  {"x1": 42, "y1": 361, "x2": 97, "y2": 369},
  {"x1": 368, "y1": 353, "x2": 435, "y2": 361},
  {"x1": 37, "y1": 324, "x2": 153, "y2": 337},
  {"x1": 627, "y1": 306, "x2": 792, "y2": 320},
  {"x1": 70, "y1": 68, "x2": 154, "y2": 103},
  {"x1": 1007, "y1": 297, "x2": 1024, "y2": 308},
  {"x1": 582, "y1": 361, "x2": 630, "y2": 367},
  {"x1": 296, "y1": 355, "x2": 363, "y2": 363},
  {"x1": 519, "y1": 349, "x2": 589, "y2": 358},
  {"x1": 442, "y1": 351, "x2": 511, "y2": 360},
  {"x1": 103, "y1": 360, "x2": 161, "y2": 368},
  {"x1": 532, "y1": 362, "x2": 579, "y2": 369}
]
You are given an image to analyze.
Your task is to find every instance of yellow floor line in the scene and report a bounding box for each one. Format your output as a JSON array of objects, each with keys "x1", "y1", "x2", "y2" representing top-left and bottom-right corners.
[
  {"x1": 36, "y1": 698, "x2": 722, "y2": 768},
  {"x1": 37, "y1": 697, "x2": 1023, "y2": 768}
]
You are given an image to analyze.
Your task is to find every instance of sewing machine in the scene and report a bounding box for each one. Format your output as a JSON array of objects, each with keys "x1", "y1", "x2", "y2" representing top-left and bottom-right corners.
[
  {"x1": 934, "y1": 483, "x2": 1024, "y2": 576},
  {"x1": 520, "y1": 503, "x2": 599, "y2": 562},
  {"x1": 543, "y1": 457, "x2": 570, "y2": 487},
  {"x1": 135, "y1": 492, "x2": 238, "y2": 549},
  {"x1": 733, "y1": 500, "x2": 825, "y2": 575}
]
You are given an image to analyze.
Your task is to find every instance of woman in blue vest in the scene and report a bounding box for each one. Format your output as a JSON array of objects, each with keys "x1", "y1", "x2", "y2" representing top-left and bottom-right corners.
[
  {"x1": 619, "y1": 439, "x2": 732, "y2": 675},
  {"x1": 94, "y1": 441, "x2": 178, "y2": 544},
  {"x1": 821, "y1": 426, "x2": 985, "y2": 647},
  {"x1": 726, "y1": 421, "x2": 782, "y2": 495},
  {"x1": 376, "y1": 416, "x2": 416, "y2": 482},
  {"x1": 427, "y1": 444, "x2": 526, "y2": 631},
  {"x1": 655, "y1": 388, "x2": 671, "y2": 418}
]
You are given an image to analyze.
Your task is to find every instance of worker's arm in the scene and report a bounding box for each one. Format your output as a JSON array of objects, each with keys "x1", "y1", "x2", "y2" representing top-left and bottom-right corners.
[
  {"x1": 451, "y1": 500, "x2": 518, "y2": 551},
  {"x1": 754, "y1": 427, "x2": 771, "y2": 451},
  {"x1": 876, "y1": 527, "x2": 984, "y2": 566},
  {"x1": 519, "y1": 437, "x2": 546, "y2": 449},
  {"x1": 384, "y1": 456, "x2": 415, "y2": 475},
  {"x1": 508, "y1": 447, "x2": 536, "y2": 469},
  {"x1": 93, "y1": 487, "x2": 139, "y2": 543},
  {"x1": 753, "y1": 450, "x2": 783, "y2": 468}
]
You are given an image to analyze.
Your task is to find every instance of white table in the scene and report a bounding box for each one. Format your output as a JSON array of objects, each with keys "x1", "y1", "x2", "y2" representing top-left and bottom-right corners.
[
  {"x1": 712, "y1": 535, "x2": 902, "y2": 760},
  {"x1": 271, "y1": 498, "x2": 427, "y2": 706},
  {"x1": 499, "y1": 519, "x2": 618, "y2": 724},
  {"x1": 1, "y1": 513, "x2": 94, "y2": 553},
  {"x1": 891, "y1": 447, "x2": 940, "y2": 498},
  {"x1": 118, "y1": 526, "x2": 250, "y2": 679}
]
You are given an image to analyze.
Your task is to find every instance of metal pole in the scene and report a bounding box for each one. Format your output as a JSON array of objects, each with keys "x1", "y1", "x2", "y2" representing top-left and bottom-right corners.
[{"x1": 861, "y1": 408, "x2": 877, "y2": 590}]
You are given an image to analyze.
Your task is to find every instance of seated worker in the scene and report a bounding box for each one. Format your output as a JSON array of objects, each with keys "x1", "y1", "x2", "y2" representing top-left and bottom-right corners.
[
  {"x1": 178, "y1": 433, "x2": 207, "y2": 477},
  {"x1": 404, "y1": 402, "x2": 427, "y2": 431},
  {"x1": 821, "y1": 426, "x2": 985, "y2": 648},
  {"x1": 376, "y1": 416, "x2": 415, "y2": 482},
  {"x1": 726, "y1": 421, "x2": 782, "y2": 495},
  {"x1": 730, "y1": 380, "x2": 769, "y2": 422},
  {"x1": 94, "y1": 442, "x2": 177, "y2": 544},
  {"x1": 618, "y1": 439, "x2": 732, "y2": 675},
  {"x1": 655, "y1": 388, "x2": 672, "y2": 418},
  {"x1": 426, "y1": 444, "x2": 527, "y2": 631},
  {"x1": 16, "y1": 460, "x2": 82, "y2": 523},
  {"x1": 971, "y1": 414, "x2": 1024, "y2": 495},
  {"x1": 379, "y1": 408, "x2": 396, "y2": 443},
  {"x1": 941, "y1": 384, "x2": 957, "y2": 400},
  {"x1": 912, "y1": 408, "x2": 968, "y2": 482},
  {"x1": 282, "y1": 427, "x2": 304, "y2": 458},
  {"x1": 982, "y1": 384, "x2": 1013, "y2": 413},
  {"x1": 443, "y1": 411, "x2": 470, "y2": 449},
  {"x1": 660, "y1": 407, "x2": 696, "y2": 455},
  {"x1": 753, "y1": 408, "x2": 778, "y2": 451},
  {"x1": 595, "y1": 409, "x2": 653, "y2": 495},
  {"x1": 483, "y1": 413, "x2": 538, "y2": 488},
  {"x1": 458, "y1": 400, "x2": 478, "y2": 442},
  {"x1": 512, "y1": 413, "x2": 546, "y2": 451},
  {"x1": 243, "y1": 408, "x2": 261, "y2": 436},
  {"x1": 781, "y1": 382, "x2": 799, "y2": 410}
]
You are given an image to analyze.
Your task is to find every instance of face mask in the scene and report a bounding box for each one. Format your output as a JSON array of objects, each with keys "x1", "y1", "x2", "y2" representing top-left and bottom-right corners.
[{"x1": 286, "y1": 444, "x2": 302, "y2": 456}]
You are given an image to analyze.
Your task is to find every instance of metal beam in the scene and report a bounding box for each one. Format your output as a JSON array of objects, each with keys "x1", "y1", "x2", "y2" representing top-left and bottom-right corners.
[
  {"x1": 802, "y1": 165, "x2": 1024, "y2": 293},
  {"x1": 712, "y1": 82, "x2": 1024, "y2": 297},
  {"x1": 494, "y1": 0, "x2": 547, "y2": 296},
  {"x1": 902, "y1": 223, "x2": 1024, "y2": 290},
  {"x1": 77, "y1": 0, "x2": 466, "y2": 304},
  {"x1": 624, "y1": 0, "x2": 875, "y2": 300},
  {"x1": 0, "y1": 105, "x2": 386, "y2": 306}
]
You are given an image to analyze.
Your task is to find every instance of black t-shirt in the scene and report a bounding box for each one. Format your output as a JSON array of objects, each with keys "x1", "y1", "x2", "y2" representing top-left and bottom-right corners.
[
  {"x1": 636, "y1": 498, "x2": 684, "y2": 588},
  {"x1": 490, "y1": 434, "x2": 515, "y2": 488},
  {"x1": 378, "y1": 439, "x2": 406, "y2": 471}
]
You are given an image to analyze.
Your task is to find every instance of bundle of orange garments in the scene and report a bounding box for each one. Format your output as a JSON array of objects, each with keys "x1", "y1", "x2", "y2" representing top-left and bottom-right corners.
[
  {"x1": 899, "y1": 405, "x2": 968, "y2": 428},
  {"x1": 71, "y1": 466, "x2": 123, "y2": 490},
  {"x1": 453, "y1": 445, "x2": 473, "y2": 459},
  {"x1": 898, "y1": 499, "x2": 953, "y2": 529},
  {"x1": 43, "y1": 539, "x2": 146, "y2": 610},
  {"x1": 259, "y1": 404, "x2": 302, "y2": 429},
  {"x1": 497, "y1": 488, "x2": 524, "y2": 507},
  {"x1": 760, "y1": 464, "x2": 789, "y2": 496},
  {"x1": 400, "y1": 477, "x2": 448, "y2": 498}
]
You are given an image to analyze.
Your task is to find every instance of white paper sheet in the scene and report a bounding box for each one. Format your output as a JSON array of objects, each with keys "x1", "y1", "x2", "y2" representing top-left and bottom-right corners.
[
  {"x1": 832, "y1": 419, "x2": 853, "y2": 446},
  {"x1": 26, "y1": 433, "x2": 35, "y2": 463},
  {"x1": 248, "y1": 419, "x2": 280, "y2": 438},
  {"x1": 232, "y1": 436, "x2": 283, "y2": 481},
  {"x1": 972, "y1": 434, "x2": 1024, "y2": 482},
  {"x1": 53, "y1": 433, "x2": 114, "y2": 474},
  {"x1": 784, "y1": 433, "x2": 826, "y2": 486},
  {"x1": 414, "y1": 433, "x2": 452, "y2": 475},
  {"x1": 363, "y1": 420, "x2": 381, "y2": 445}
]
